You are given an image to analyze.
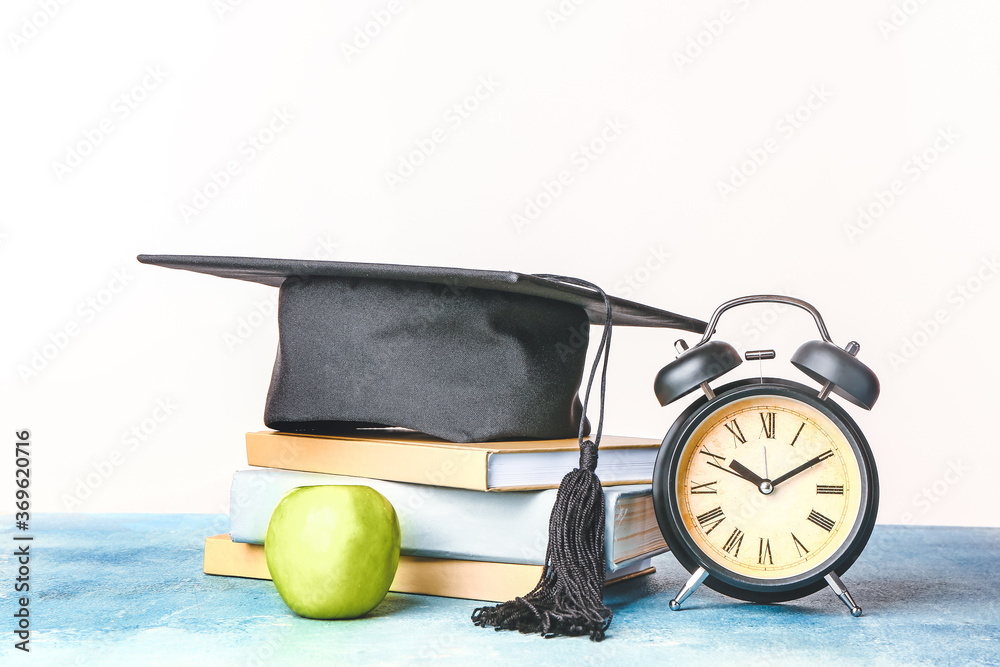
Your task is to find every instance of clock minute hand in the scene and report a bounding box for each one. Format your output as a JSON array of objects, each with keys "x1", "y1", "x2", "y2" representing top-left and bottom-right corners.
[{"x1": 771, "y1": 450, "x2": 834, "y2": 488}]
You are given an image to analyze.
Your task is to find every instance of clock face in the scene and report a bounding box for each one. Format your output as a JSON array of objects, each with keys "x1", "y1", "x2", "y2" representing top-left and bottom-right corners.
[{"x1": 674, "y1": 392, "x2": 865, "y2": 583}]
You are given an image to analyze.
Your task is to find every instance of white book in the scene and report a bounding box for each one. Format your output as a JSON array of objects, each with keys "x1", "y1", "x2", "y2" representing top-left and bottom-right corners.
[{"x1": 229, "y1": 469, "x2": 668, "y2": 574}]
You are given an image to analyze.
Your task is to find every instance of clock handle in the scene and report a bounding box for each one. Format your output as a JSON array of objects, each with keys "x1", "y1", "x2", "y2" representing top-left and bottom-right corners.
[{"x1": 698, "y1": 295, "x2": 834, "y2": 345}]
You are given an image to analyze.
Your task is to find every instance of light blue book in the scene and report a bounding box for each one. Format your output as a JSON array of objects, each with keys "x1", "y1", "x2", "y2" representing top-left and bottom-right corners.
[{"x1": 229, "y1": 469, "x2": 668, "y2": 574}]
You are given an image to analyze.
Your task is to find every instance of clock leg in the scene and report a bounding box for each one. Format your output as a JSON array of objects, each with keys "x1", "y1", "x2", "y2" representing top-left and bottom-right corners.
[
  {"x1": 669, "y1": 566, "x2": 708, "y2": 611},
  {"x1": 824, "y1": 572, "x2": 862, "y2": 617}
]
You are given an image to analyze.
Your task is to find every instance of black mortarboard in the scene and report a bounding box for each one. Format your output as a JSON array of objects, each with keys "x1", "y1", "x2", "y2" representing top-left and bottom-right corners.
[{"x1": 137, "y1": 255, "x2": 706, "y2": 443}]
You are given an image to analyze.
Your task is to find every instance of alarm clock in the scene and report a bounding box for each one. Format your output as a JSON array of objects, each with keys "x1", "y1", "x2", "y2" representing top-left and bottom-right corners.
[{"x1": 651, "y1": 295, "x2": 879, "y2": 616}]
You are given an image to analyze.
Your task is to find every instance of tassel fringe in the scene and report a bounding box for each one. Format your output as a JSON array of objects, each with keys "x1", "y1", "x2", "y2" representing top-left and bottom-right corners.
[{"x1": 472, "y1": 440, "x2": 612, "y2": 641}]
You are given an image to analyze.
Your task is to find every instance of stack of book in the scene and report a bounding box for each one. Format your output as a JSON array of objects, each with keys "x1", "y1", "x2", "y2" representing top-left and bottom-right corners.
[{"x1": 204, "y1": 430, "x2": 669, "y2": 602}]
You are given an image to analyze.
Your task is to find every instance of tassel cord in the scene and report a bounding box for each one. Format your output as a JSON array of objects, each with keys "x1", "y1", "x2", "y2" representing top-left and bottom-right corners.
[
  {"x1": 535, "y1": 275, "x2": 615, "y2": 452},
  {"x1": 471, "y1": 276, "x2": 615, "y2": 641}
]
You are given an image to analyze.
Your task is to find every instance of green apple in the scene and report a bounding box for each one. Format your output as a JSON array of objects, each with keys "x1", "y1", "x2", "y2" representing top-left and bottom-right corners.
[{"x1": 264, "y1": 485, "x2": 401, "y2": 619}]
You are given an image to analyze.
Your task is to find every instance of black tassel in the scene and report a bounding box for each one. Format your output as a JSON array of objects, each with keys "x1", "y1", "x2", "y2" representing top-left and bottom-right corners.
[
  {"x1": 471, "y1": 439, "x2": 611, "y2": 640},
  {"x1": 472, "y1": 276, "x2": 614, "y2": 641}
]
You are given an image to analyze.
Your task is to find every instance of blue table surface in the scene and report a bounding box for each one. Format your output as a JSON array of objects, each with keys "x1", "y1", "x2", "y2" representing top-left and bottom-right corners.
[{"x1": 1, "y1": 515, "x2": 998, "y2": 665}]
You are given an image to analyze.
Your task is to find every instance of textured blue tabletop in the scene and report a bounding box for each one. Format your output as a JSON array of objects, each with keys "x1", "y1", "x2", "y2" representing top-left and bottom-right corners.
[{"x1": 1, "y1": 515, "x2": 998, "y2": 665}]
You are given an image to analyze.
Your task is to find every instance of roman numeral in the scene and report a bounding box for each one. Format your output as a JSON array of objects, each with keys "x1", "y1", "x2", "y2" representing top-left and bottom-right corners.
[
  {"x1": 808, "y1": 509, "x2": 836, "y2": 532},
  {"x1": 700, "y1": 447, "x2": 731, "y2": 476},
  {"x1": 724, "y1": 419, "x2": 746, "y2": 444},
  {"x1": 816, "y1": 484, "x2": 844, "y2": 495},
  {"x1": 699, "y1": 447, "x2": 726, "y2": 464},
  {"x1": 760, "y1": 412, "x2": 776, "y2": 439},
  {"x1": 723, "y1": 527, "x2": 744, "y2": 557},
  {"x1": 690, "y1": 480, "x2": 718, "y2": 495},
  {"x1": 791, "y1": 532, "x2": 809, "y2": 557},
  {"x1": 697, "y1": 507, "x2": 726, "y2": 534},
  {"x1": 758, "y1": 538, "x2": 773, "y2": 565},
  {"x1": 789, "y1": 422, "x2": 805, "y2": 447}
]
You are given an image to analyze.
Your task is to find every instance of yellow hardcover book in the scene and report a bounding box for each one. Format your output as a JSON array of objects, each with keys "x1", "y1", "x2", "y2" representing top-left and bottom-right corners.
[
  {"x1": 204, "y1": 534, "x2": 655, "y2": 603},
  {"x1": 245, "y1": 430, "x2": 660, "y2": 491}
]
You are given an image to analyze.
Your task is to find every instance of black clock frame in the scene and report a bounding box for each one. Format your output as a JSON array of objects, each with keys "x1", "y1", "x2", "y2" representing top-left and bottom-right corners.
[{"x1": 652, "y1": 377, "x2": 879, "y2": 603}]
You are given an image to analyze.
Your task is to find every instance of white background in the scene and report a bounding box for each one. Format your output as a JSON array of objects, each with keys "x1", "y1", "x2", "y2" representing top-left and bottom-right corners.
[{"x1": 2, "y1": 0, "x2": 998, "y2": 527}]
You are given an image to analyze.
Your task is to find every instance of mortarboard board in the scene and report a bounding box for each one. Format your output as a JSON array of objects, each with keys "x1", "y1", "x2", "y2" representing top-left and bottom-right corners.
[{"x1": 137, "y1": 255, "x2": 707, "y2": 443}]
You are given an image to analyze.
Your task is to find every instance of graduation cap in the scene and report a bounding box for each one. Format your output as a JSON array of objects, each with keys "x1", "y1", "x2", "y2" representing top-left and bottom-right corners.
[
  {"x1": 138, "y1": 254, "x2": 707, "y2": 640},
  {"x1": 137, "y1": 255, "x2": 705, "y2": 443}
]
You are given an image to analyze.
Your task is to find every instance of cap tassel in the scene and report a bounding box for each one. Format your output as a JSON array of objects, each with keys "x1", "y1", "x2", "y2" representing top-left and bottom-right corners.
[{"x1": 472, "y1": 276, "x2": 614, "y2": 641}]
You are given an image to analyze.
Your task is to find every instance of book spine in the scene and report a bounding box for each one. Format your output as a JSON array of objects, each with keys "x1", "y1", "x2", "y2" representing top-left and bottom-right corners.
[
  {"x1": 229, "y1": 469, "x2": 655, "y2": 573},
  {"x1": 246, "y1": 432, "x2": 491, "y2": 491}
]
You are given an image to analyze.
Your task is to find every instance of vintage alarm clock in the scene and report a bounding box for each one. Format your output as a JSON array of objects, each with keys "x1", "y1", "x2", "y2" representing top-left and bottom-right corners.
[{"x1": 651, "y1": 295, "x2": 879, "y2": 616}]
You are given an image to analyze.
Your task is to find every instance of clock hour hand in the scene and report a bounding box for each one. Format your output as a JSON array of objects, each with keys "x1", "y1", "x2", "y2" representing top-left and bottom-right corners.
[
  {"x1": 706, "y1": 459, "x2": 753, "y2": 482},
  {"x1": 727, "y1": 459, "x2": 767, "y2": 487},
  {"x1": 771, "y1": 450, "x2": 834, "y2": 488}
]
